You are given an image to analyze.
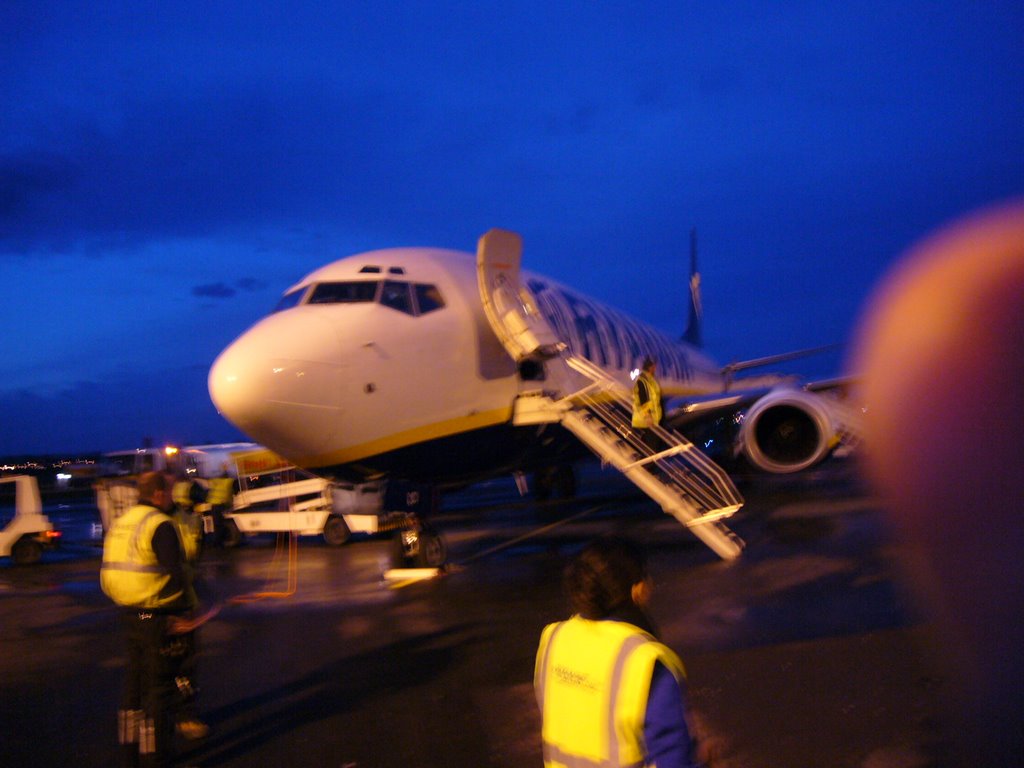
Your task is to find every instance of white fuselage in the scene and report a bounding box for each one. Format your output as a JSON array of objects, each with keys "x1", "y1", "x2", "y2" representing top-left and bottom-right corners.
[{"x1": 209, "y1": 247, "x2": 724, "y2": 483}]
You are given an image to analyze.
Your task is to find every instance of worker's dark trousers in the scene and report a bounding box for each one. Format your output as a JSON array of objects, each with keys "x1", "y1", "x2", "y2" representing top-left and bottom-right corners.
[
  {"x1": 634, "y1": 427, "x2": 668, "y2": 474},
  {"x1": 119, "y1": 611, "x2": 186, "y2": 768},
  {"x1": 172, "y1": 629, "x2": 200, "y2": 723},
  {"x1": 208, "y1": 505, "x2": 229, "y2": 547}
]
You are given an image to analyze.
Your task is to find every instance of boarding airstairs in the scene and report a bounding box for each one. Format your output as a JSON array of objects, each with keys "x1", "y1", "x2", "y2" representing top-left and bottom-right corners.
[{"x1": 477, "y1": 229, "x2": 745, "y2": 560}]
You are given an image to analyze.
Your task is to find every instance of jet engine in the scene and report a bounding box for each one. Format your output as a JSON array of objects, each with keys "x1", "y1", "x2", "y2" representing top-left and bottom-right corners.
[{"x1": 738, "y1": 387, "x2": 839, "y2": 473}]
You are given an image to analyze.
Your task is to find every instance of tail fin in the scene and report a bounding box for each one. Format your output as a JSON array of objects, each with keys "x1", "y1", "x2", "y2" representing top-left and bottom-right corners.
[{"x1": 682, "y1": 228, "x2": 703, "y2": 348}]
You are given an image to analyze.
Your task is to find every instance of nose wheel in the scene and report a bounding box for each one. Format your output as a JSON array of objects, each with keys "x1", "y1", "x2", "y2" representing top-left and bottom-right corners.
[{"x1": 392, "y1": 517, "x2": 447, "y2": 568}]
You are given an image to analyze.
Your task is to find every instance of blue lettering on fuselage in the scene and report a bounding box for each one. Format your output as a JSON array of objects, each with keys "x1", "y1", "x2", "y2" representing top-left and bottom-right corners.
[{"x1": 526, "y1": 278, "x2": 691, "y2": 382}]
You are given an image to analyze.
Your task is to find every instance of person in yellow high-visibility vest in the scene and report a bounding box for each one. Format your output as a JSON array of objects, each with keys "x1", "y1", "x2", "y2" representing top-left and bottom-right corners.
[
  {"x1": 101, "y1": 471, "x2": 197, "y2": 768},
  {"x1": 172, "y1": 473, "x2": 205, "y2": 560},
  {"x1": 169, "y1": 470, "x2": 209, "y2": 741},
  {"x1": 204, "y1": 465, "x2": 236, "y2": 548},
  {"x1": 632, "y1": 356, "x2": 664, "y2": 457},
  {"x1": 535, "y1": 538, "x2": 703, "y2": 768}
]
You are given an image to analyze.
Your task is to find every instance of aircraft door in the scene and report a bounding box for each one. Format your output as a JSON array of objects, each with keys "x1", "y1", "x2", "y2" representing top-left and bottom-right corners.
[{"x1": 476, "y1": 228, "x2": 565, "y2": 362}]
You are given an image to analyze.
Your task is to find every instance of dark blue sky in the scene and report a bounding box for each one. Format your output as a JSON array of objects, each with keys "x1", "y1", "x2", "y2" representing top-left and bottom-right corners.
[{"x1": 2, "y1": 2, "x2": 1022, "y2": 455}]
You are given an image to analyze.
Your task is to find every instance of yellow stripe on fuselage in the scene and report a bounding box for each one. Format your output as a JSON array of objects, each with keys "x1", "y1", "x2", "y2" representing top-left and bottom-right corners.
[
  {"x1": 294, "y1": 405, "x2": 514, "y2": 469},
  {"x1": 292, "y1": 378, "x2": 714, "y2": 471}
]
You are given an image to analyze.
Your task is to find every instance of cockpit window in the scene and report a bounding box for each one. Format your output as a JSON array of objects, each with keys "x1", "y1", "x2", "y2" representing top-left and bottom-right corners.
[
  {"x1": 414, "y1": 284, "x2": 445, "y2": 314},
  {"x1": 274, "y1": 287, "x2": 307, "y2": 312},
  {"x1": 380, "y1": 281, "x2": 413, "y2": 315},
  {"x1": 308, "y1": 281, "x2": 379, "y2": 304},
  {"x1": 297, "y1": 279, "x2": 446, "y2": 317}
]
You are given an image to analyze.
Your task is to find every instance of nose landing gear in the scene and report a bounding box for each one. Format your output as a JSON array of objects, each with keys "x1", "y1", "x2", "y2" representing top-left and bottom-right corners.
[{"x1": 392, "y1": 517, "x2": 447, "y2": 569}]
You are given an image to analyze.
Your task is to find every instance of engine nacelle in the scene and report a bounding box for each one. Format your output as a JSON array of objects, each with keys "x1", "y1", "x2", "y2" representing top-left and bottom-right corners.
[{"x1": 738, "y1": 387, "x2": 838, "y2": 473}]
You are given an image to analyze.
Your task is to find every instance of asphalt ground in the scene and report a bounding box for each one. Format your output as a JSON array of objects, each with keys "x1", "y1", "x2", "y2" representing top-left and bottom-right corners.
[{"x1": 0, "y1": 459, "x2": 956, "y2": 767}]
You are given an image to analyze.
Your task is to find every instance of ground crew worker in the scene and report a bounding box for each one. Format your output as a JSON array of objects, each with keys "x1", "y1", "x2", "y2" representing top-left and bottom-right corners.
[
  {"x1": 535, "y1": 537, "x2": 703, "y2": 768},
  {"x1": 170, "y1": 470, "x2": 209, "y2": 741},
  {"x1": 204, "y1": 465, "x2": 235, "y2": 548},
  {"x1": 172, "y1": 472, "x2": 205, "y2": 558},
  {"x1": 632, "y1": 355, "x2": 664, "y2": 457},
  {"x1": 100, "y1": 471, "x2": 197, "y2": 768}
]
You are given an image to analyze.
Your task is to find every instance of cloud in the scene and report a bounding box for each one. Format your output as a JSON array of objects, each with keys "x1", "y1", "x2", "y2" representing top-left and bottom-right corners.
[
  {"x1": 191, "y1": 277, "x2": 267, "y2": 301},
  {"x1": 193, "y1": 282, "x2": 236, "y2": 299},
  {"x1": 0, "y1": 151, "x2": 77, "y2": 223},
  {"x1": 0, "y1": 78, "x2": 482, "y2": 257}
]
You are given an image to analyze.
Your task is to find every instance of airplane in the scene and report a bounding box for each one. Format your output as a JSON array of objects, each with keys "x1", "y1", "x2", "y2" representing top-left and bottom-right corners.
[{"x1": 208, "y1": 228, "x2": 858, "y2": 559}]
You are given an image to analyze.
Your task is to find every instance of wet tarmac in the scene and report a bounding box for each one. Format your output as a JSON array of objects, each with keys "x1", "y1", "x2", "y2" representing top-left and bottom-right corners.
[{"x1": 0, "y1": 460, "x2": 954, "y2": 767}]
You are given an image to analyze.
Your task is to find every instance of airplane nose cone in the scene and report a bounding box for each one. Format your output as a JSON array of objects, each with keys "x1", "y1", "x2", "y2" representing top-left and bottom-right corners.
[
  {"x1": 208, "y1": 331, "x2": 267, "y2": 430},
  {"x1": 209, "y1": 311, "x2": 344, "y2": 457}
]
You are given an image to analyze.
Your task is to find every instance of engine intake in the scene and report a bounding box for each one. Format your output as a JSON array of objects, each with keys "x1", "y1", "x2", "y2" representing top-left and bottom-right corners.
[{"x1": 739, "y1": 388, "x2": 837, "y2": 473}]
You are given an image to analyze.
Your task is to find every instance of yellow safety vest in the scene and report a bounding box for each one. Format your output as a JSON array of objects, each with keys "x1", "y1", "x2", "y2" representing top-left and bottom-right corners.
[
  {"x1": 173, "y1": 479, "x2": 196, "y2": 509},
  {"x1": 535, "y1": 616, "x2": 686, "y2": 768},
  {"x1": 206, "y1": 476, "x2": 234, "y2": 507},
  {"x1": 173, "y1": 509, "x2": 202, "y2": 563},
  {"x1": 631, "y1": 371, "x2": 662, "y2": 428},
  {"x1": 100, "y1": 504, "x2": 183, "y2": 609}
]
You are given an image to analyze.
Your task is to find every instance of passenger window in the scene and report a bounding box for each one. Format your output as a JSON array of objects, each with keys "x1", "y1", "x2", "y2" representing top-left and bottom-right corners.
[
  {"x1": 414, "y1": 284, "x2": 445, "y2": 315},
  {"x1": 380, "y1": 281, "x2": 414, "y2": 315},
  {"x1": 308, "y1": 282, "x2": 380, "y2": 304}
]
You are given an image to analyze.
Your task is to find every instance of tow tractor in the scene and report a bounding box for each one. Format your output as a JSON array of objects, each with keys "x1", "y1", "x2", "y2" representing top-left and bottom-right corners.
[{"x1": 0, "y1": 475, "x2": 61, "y2": 565}]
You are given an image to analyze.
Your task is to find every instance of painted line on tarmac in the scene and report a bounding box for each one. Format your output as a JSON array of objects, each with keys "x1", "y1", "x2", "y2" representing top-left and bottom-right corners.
[
  {"x1": 384, "y1": 567, "x2": 442, "y2": 589},
  {"x1": 454, "y1": 496, "x2": 625, "y2": 566}
]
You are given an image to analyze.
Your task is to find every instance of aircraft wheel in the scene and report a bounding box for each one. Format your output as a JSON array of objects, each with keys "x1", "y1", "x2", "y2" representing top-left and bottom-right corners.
[
  {"x1": 535, "y1": 465, "x2": 576, "y2": 501},
  {"x1": 11, "y1": 538, "x2": 43, "y2": 565},
  {"x1": 323, "y1": 515, "x2": 351, "y2": 546},
  {"x1": 415, "y1": 527, "x2": 447, "y2": 568},
  {"x1": 391, "y1": 526, "x2": 447, "y2": 568}
]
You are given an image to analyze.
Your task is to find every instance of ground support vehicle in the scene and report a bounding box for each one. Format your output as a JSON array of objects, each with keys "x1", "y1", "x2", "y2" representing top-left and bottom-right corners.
[
  {"x1": 223, "y1": 468, "x2": 445, "y2": 565},
  {"x1": 185, "y1": 445, "x2": 430, "y2": 555},
  {"x1": 0, "y1": 475, "x2": 61, "y2": 565},
  {"x1": 92, "y1": 443, "x2": 446, "y2": 563},
  {"x1": 221, "y1": 470, "x2": 357, "y2": 547}
]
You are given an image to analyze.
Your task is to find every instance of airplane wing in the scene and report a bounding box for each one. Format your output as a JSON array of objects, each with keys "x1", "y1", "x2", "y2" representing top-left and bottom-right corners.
[
  {"x1": 666, "y1": 374, "x2": 856, "y2": 420},
  {"x1": 664, "y1": 375, "x2": 862, "y2": 474}
]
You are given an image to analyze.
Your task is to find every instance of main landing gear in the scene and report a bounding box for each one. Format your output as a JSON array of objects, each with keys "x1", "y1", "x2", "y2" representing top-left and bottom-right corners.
[{"x1": 533, "y1": 464, "x2": 576, "y2": 502}]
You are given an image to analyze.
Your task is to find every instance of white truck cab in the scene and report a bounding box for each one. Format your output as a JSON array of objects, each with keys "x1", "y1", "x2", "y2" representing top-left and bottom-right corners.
[{"x1": 0, "y1": 475, "x2": 61, "y2": 564}]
